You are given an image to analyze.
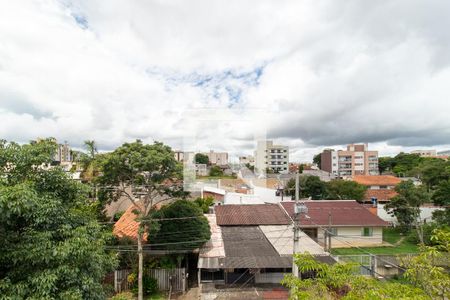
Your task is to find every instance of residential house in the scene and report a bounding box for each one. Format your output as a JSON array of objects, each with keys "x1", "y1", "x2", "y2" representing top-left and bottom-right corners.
[{"x1": 353, "y1": 175, "x2": 401, "y2": 203}]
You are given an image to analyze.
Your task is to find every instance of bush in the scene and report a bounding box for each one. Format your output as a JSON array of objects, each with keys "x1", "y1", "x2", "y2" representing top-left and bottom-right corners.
[
  {"x1": 130, "y1": 273, "x2": 158, "y2": 296},
  {"x1": 110, "y1": 291, "x2": 134, "y2": 300}
]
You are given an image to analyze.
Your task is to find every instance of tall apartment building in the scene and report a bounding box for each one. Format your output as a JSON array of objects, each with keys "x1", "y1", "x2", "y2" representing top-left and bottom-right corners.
[
  {"x1": 54, "y1": 142, "x2": 72, "y2": 163},
  {"x1": 320, "y1": 144, "x2": 378, "y2": 178},
  {"x1": 254, "y1": 140, "x2": 289, "y2": 173},
  {"x1": 204, "y1": 150, "x2": 228, "y2": 166}
]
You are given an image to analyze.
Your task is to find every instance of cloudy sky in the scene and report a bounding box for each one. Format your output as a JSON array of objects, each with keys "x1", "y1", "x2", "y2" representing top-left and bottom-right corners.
[{"x1": 1, "y1": 0, "x2": 450, "y2": 161}]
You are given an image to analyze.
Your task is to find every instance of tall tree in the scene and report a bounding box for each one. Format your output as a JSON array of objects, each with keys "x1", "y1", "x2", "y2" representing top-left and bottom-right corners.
[
  {"x1": 0, "y1": 139, "x2": 115, "y2": 299},
  {"x1": 195, "y1": 153, "x2": 209, "y2": 165},
  {"x1": 148, "y1": 200, "x2": 211, "y2": 251},
  {"x1": 326, "y1": 180, "x2": 367, "y2": 201},
  {"x1": 97, "y1": 140, "x2": 186, "y2": 300},
  {"x1": 385, "y1": 180, "x2": 430, "y2": 240},
  {"x1": 313, "y1": 153, "x2": 321, "y2": 169},
  {"x1": 301, "y1": 176, "x2": 328, "y2": 200}
]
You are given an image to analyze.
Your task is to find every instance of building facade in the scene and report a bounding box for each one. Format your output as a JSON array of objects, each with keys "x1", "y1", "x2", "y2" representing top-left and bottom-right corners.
[
  {"x1": 320, "y1": 144, "x2": 378, "y2": 178},
  {"x1": 254, "y1": 141, "x2": 289, "y2": 173},
  {"x1": 53, "y1": 142, "x2": 72, "y2": 163},
  {"x1": 204, "y1": 150, "x2": 228, "y2": 166},
  {"x1": 411, "y1": 149, "x2": 437, "y2": 157}
]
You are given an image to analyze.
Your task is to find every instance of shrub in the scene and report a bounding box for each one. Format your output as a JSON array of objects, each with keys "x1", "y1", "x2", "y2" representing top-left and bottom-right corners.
[
  {"x1": 110, "y1": 291, "x2": 134, "y2": 300},
  {"x1": 130, "y1": 273, "x2": 158, "y2": 296}
]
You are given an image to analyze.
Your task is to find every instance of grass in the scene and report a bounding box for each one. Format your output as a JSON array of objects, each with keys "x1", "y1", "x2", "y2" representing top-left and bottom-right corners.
[
  {"x1": 331, "y1": 228, "x2": 419, "y2": 255},
  {"x1": 146, "y1": 292, "x2": 166, "y2": 300}
]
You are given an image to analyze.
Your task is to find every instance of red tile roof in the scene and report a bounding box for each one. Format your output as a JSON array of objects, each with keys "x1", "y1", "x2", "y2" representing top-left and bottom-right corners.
[
  {"x1": 353, "y1": 175, "x2": 401, "y2": 186},
  {"x1": 113, "y1": 203, "x2": 148, "y2": 241},
  {"x1": 215, "y1": 204, "x2": 291, "y2": 226},
  {"x1": 365, "y1": 189, "x2": 398, "y2": 201},
  {"x1": 280, "y1": 201, "x2": 389, "y2": 227}
]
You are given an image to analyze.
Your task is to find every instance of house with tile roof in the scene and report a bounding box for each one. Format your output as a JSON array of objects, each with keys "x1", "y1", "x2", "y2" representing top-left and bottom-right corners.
[{"x1": 353, "y1": 175, "x2": 402, "y2": 203}]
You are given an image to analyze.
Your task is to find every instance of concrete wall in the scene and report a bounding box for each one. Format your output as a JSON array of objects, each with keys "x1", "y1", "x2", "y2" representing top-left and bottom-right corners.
[
  {"x1": 317, "y1": 226, "x2": 384, "y2": 248},
  {"x1": 255, "y1": 272, "x2": 288, "y2": 284}
]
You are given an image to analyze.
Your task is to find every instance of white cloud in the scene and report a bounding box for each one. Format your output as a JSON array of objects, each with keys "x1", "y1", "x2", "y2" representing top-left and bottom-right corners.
[{"x1": 1, "y1": 0, "x2": 450, "y2": 161}]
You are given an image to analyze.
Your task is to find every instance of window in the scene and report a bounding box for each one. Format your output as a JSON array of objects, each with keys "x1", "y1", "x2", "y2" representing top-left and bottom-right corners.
[
  {"x1": 328, "y1": 228, "x2": 337, "y2": 236},
  {"x1": 362, "y1": 227, "x2": 373, "y2": 237}
]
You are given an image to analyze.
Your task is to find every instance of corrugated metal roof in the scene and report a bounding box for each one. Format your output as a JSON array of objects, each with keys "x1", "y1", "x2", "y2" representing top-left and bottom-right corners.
[
  {"x1": 281, "y1": 201, "x2": 389, "y2": 227},
  {"x1": 215, "y1": 204, "x2": 291, "y2": 225},
  {"x1": 260, "y1": 225, "x2": 326, "y2": 256},
  {"x1": 221, "y1": 226, "x2": 292, "y2": 268}
]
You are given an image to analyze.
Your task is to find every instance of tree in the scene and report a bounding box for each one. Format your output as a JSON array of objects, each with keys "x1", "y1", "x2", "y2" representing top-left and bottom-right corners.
[
  {"x1": 148, "y1": 200, "x2": 211, "y2": 251},
  {"x1": 194, "y1": 196, "x2": 214, "y2": 213},
  {"x1": 432, "y1": 179, "x2": 450, "y2": 207},
  {"x1": 402, "y1": 229, "x2": 450, "y2": 299},
  {"x1": 378, "y1": 156, "x2": 394, "y2": 174},
  {"x1": 195, "y1": 153, "x2": 209, "y2": 165},
  {"x1": 390, "y1": 152, "x2": 423, "y2": 176},
  {"x1": 412, "y1": 159, "x2": 450, "y2": 191},
  {"x1": 209, "y1": 165, "x2": 223, "y2": 177},
  {"x1": 97, "y1": 140, "x2": 186, "y2": 300},
  {"x1": 0, "y1": 139, "x2": 116, "y2": 299},
  {"x1": 313, "y1": 153, "x2": 321, "y2": 169},
  {"x1": 326, "y1": 180, "x2": 367, "y2": 201},
  {"x1": 385, "y1": 180, "x2": 430, "y2": 240},
  {"x1": 282, "y1": 253, "x2": 428, "y2": 299},
  {"x1": 301, "y1": 176, "x2": 328, "y2": 200}
]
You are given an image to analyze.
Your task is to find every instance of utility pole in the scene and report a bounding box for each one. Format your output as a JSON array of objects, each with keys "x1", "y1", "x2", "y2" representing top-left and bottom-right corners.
[{"x1": 293, "y1": 172, "x2": 307, "y2": 278}]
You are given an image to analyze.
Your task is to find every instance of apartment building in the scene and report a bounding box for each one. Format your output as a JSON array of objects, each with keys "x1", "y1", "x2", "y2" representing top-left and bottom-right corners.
[
  {"x1": 53, "y1": 142, "x2": 72, "y2": 163},
  {"x1": 239, "y1": 155, "x2": 255, "y2": 166},
  {"x1": 320, "y1": 144, "x2": 378, "y2": 178},
  {"x1": 254, "y1": 140, "x2": 289, "y2": 173},
  {"x1": 204, "y1": 150, "x2": 228, "y2": 166},
  {"x1": 173, "y1": 151, "x2": 195, "y2": 163}
]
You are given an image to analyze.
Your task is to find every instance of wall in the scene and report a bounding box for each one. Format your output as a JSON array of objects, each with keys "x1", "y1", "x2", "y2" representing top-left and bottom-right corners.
[
  {"x1": 317, "y1": 226, "x2": 383, "y2": 248},
  {"x1": 255, "y1": 272, "x2": 289, "y2": 284}
]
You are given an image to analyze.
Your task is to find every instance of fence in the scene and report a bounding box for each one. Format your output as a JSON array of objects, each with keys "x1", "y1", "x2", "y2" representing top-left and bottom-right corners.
[{"x1": 113, "y1": 268, "x2": 187, "y2": 293}]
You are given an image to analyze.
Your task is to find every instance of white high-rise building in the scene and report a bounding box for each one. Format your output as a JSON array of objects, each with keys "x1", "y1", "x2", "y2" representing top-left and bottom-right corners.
[{"x1": 254, "y1": 141, "x2": 289, "y2": 173}]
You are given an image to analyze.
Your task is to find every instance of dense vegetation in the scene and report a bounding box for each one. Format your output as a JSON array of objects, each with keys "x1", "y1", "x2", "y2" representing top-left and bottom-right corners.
[{"x1": 0, "y1": 140, "x2": 116, "y2": 299}]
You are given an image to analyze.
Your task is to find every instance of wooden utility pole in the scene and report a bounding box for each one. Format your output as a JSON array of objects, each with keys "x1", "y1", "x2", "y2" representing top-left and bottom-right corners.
[{"x1": 292, "y1": 172, "x2": 308, "y2": 278}]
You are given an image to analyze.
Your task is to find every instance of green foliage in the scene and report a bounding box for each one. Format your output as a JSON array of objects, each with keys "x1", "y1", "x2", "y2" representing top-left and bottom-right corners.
[
  {"x1": 195, "y1": 153, "x2": 209, "y2": 165},
  {"x1": 385, "y1": 180, "x2": 430, "y2": 231},
  {"x1": 378, "y1": 156, "x2": 395, "y2": 174},
  {"x1": 130, "y1": 273, "x2": 158, "y2": 296},
  {"x1": 209, "y1": 165, "x2": 223, "y2": 177},
  {"x1": 432, "y1": 208, "x2": 450, "y2": 226},
  {"x1": 326, "y1": 180, "x2": 367, "y2": 201},
  {"x1": 194, "y1": 196, "x2": 214, "y2": 213},
  {"x1": 0, "y1": 140, "x2": 116, "y2": 299},
  {"x1": 148, "y1": 200, "x2": 211, "y2": 250},
  {"x1": 245, "y1": 163, "x2": 254, "y2": 172},
  {"x1": 389, "y1": 152, "x2": 424, "y2": 176},
  {"x1": 282, "y1": 253, "x2": 428, "y2": 299},
  {"x1": 313, "y1": 153, "x2": 321, "y2": 169},
  {"x1": 402, "y1": 229, "x2": 450, "y2": 299},
  {"x1": 411, "y1": 159, "x2": 450, "y2": 190},
  {"x1": 298, "y1": 176, "x2": 327, "y2": 199},
  {"x1": 432, "y1": 179, "x2": 450, "y2": 206},
  {"x1": 110, "y1": 291, "x2": 134, "y2": 300}
]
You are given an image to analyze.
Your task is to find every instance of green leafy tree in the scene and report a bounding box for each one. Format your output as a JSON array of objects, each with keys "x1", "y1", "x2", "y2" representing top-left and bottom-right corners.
[
  {"x1": 432, "y1": 179, "x2": 450, "y2": 207},
  {"x1": 195, "y1": 153, "x2": 209, "y2": 165},
  {"x1": 194, "y1": 196, "x2": 215, "y2": 213},
  {"x1": 301, "y1": 176, "x2": 328, "y2": 200},
  {"x1": 390, "y1": 152, "x2": 423, "y2": 176},
  {"x1": 412, "y1": 159, "x2": 450, "y2": 191},
  {"x1": 326, "y1": 180, "x2": 367, "y2": 201},
  {"x1": 0, "y1": 139, "x2": 116, "y2": 299},
  {"x1": 209, "y1": 165, "x2": 224, "y2": 177},
  {"x1": 148, "y1": 200, "x2": 211, "y2": 251},
  {"x1": 282, "y1": 253, "x2": 428, "y2": 299},
  {"x1": 402, "y1": 229, "x2": 450, "y2": 299},
  {"x1": 97, "y1": 140, "x2": 186, "y2": 300},
  {"x1": 378, "y1": 156, "x2": 394, "y2": 174},
  {"x1": 385, "y1": 180, "x2": 430, "y2": 239},
  {"x1": 313, "y1": 153, "x2": 321, "y2": 169}
]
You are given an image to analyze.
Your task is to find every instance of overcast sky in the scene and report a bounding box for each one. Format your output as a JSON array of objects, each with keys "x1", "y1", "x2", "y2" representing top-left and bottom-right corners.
[{"x1": 1, "y1": 0, "x2": 450, "y2": 162}]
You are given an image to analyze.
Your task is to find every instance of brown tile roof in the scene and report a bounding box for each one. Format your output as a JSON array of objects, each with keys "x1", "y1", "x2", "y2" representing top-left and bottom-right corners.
[
  {"x1": 365, "y1": 189, "x2": 398, "y2": 201},
  {"x1": 215, "y1": 204, "x2": 291, "y2": 225},
  {"x1": 353, "y1": 175, "x2": 401, "y2": 186},
  {"x1": 281, "y1": 200, "x2": 389, "y2": 227},
  {"x1": 113, "y1": 203, "x2": 148, "y2": 241}
]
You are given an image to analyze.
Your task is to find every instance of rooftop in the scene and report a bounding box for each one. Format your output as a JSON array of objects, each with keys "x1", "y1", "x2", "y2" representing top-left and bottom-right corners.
[
  {"x1": 353, "y1": 175, "x2": 402, "y2": 186},
  {"x1": 365, "y1": 189, "x2": 398, "y2": 201},
  {"x1": 280, "y1": 200, "x2": 389, "y2": 227},
  {"x1": 215, "y1": 204, "x2": 291, "y2": 226}
]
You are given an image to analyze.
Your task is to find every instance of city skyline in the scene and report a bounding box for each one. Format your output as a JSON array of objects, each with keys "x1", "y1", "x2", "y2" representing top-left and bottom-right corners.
[{"x1": 1, "y1": 1, "x2": 450, "y2": 161}]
